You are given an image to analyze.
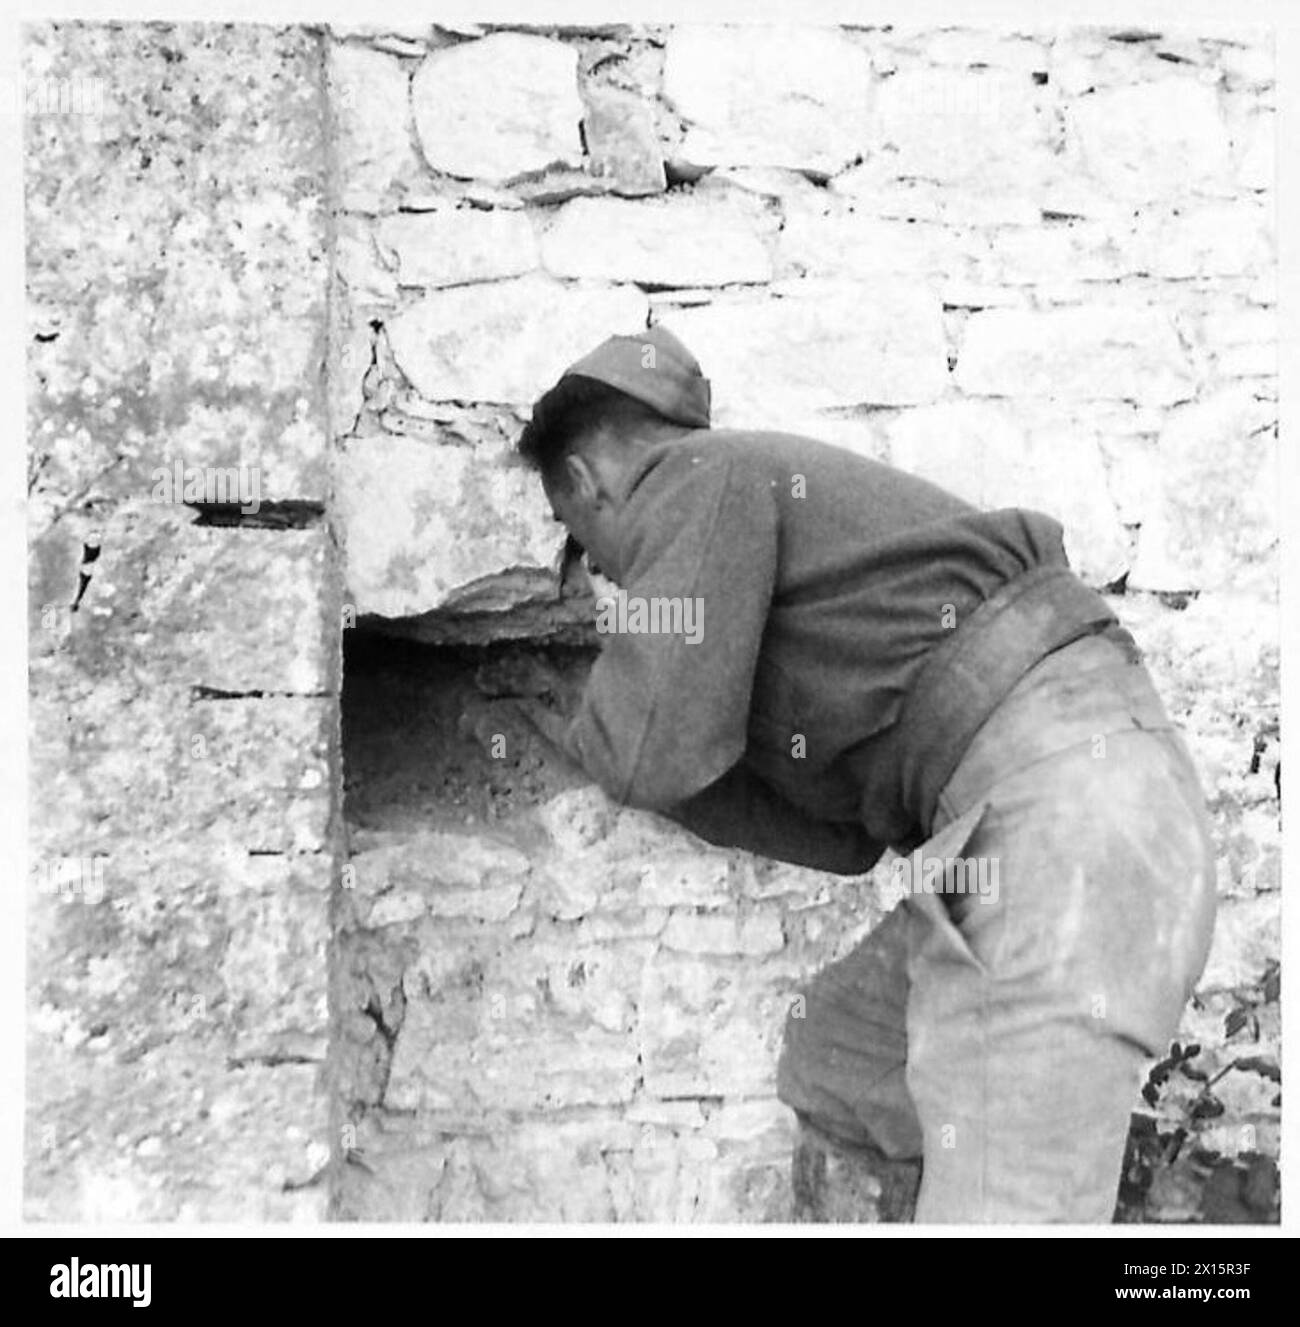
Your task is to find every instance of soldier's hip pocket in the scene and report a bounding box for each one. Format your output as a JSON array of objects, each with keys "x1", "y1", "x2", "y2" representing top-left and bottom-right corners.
[{"x1": 898, "y1": 800, "x2": 996, "y2": 977}]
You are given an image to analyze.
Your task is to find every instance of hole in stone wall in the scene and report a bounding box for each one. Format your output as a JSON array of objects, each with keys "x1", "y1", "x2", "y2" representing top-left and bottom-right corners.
[
  {"x1": 187, "y1": 500, "x2": 325, "y2": 530},
  {"x1": 341, "y1": 630, "x2": 595, "y2": 834}
]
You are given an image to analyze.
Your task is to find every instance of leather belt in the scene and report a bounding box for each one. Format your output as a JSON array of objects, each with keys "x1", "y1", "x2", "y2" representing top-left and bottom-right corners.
[{"x1": 868, "y1": 564, "x2": 1119, "y2": 843}]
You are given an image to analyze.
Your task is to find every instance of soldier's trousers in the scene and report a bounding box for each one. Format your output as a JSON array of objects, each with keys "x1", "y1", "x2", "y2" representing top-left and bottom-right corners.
[{"x1": 777, "y1": 625, "x2": 1219, "y2": 1222}]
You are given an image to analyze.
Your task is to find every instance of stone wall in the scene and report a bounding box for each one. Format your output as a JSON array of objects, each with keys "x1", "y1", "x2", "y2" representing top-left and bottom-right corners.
[
  {"x1": 26, "y1": 19, "x2": 1279, "y2": 1224},
  {"x1": 328, "y1": 23, "x2": 1279, "y2": 1222},
  {"x1": 26, "y1": 23, "x2": 340, "y2": 1220}
]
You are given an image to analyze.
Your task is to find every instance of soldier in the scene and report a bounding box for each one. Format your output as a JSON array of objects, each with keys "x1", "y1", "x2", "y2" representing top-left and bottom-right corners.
[{"x1": 511, "y1": 325, "x2": 1217, "y2": 1223}]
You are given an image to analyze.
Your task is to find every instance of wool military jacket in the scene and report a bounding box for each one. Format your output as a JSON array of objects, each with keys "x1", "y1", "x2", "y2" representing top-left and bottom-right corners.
[{"x1": 563, "y1": 429, "x2": 1073, "y2": 874}]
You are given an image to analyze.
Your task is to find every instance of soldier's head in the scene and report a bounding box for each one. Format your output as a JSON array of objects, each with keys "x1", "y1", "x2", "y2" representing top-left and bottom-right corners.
[{"x1": 519, "y1": 327, "x2": 710, "y2": 583}]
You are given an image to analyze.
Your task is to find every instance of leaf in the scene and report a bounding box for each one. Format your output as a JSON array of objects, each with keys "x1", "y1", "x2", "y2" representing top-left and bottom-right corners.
[{"x1": 1234, "y1": 1055, "x2": 1281, "y2": 1082}]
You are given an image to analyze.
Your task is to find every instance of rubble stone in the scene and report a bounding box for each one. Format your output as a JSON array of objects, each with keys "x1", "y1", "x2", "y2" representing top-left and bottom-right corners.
[
  {"x1": 663, "y1": 25, "x2": 873, "y2": 173},
  {"x1": 386, "y1": 274, "x2": 648, "y2": 404},
  {"x1": 411, "y1": 34, "x2": 584, "y2": 181}
]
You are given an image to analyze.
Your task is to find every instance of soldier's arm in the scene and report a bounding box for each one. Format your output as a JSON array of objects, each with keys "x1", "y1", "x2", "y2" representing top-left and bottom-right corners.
[
  {"x1": 664, "y1": 762, "x2": 886, "y2": 876},
  {"x1": 506, "y1": 694, "x2": 881, "y2": 875},
  {"x1": 565, "y1": 452, "x2": 779, "y2": 811}
]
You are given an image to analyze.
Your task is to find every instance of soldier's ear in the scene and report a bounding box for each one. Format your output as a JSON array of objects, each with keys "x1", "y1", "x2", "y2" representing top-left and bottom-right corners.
[{"x1": 564, "y1": 451, "x2": 601, "y2": 506}]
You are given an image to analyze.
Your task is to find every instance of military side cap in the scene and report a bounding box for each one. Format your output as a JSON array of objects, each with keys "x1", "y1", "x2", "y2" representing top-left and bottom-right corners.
[{"x1": 560, "y1": 325, "x2": 711, "y2": 427}]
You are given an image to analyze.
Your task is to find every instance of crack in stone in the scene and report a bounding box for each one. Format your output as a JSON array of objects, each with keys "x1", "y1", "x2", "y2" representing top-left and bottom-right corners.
[
  {"x1": 191, "y1": 686, "x2": 331, "y2": 701},
  {"x1": 68, "y1": 538, "x2": 103, "y2": 613},
  {"x1": 227, "y1": 1052, "x2": 324, "y2": 1069}
]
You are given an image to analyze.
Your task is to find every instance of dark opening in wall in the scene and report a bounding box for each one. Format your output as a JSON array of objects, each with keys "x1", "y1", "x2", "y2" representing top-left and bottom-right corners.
[{"x1": 341, "y1": 630, "x2": 596, "y2": 834}]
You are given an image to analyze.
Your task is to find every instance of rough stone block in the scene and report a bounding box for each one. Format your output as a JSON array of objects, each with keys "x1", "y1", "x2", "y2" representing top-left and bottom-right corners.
[
  {"x1": 28, "y1": 24, "x2": 331, "y2": 510},
  {"x1": 26, "y1": 841, "x2": 331, "y2": 1221},
  {"x1": 412, "y1": 33, "x2": 584, "y2": 181},
  {"x1": 1068, "y1": 78, "x2": 1234, "y2": 200},
  {"x1": 868, "y1": 68, "x2": 1056, "y2": 189},
  {"x1": 778, "y1": 204, "x2": 967, "y2": 280},
  {"x1": 661, "y1": 281, "x2": 948, "y2": 412},
  {"x1": 539, "y1": 941, "x2": 651, "y2": 1035},
  {"x1": 29, "y1": 847, "x2": 324, "y2": 1063},
  {"x1": 694, "y1": 1101, "x2": 796, "y2": 1221},
  {"x1": 1128, "y1": 386, "x2": 1277, "y2": 592},
  {"x1": 385, "y1": 274, "x2": 648, "y2": 405},
  {"x1": 976, "y1": 219, "x2": 1137, "y2": 286},
  {"x1": 914, "y1": 29, "x2": 1049, "y2": 71},
  {"x1": 336, "y1": 432, "x2": 562, "y2": 618},
  {"x1": 580, "y1": 85, "x2": 667, "y2": 196},
  {"x1": 1217, "y1": 39, "x2": 1274, "y2": 88},
  {"x1": 1197, "y1": 895, "x2": 1280, "y2": 993},
  {"x1": 536, "y1": 786, "x2": 617, "y2": 853},
  {"x1": 1218, "y1": 343, "x2": 1276, "y2": 380},
  {"x1": 1198, "y1": 305, "x2": 1276, "y2": 378},
  {"x1": 337, "y1": 214, "x2": 401, "y2": 307},
  {"x1": 470, "y1": 1119, "x2": 634, "y2": 1221},
  {"x1": 575, "y1": 906, "x2": 670, "y2": 945},
  {"x1": 350, "y1": 830, "x2": 530, "y2": 925},
  {"x1": 28, "y1": 514, "x2": 91, "y2": 659},
  {"x1": 1109, "y1": 589, "x2": 1278, "y2": 811},
  {"x1": 611, "y1": 1133, "x2": 723, "y2": 1222},
  {"x1": 387, "y1": 1004, "x2": 639, "y2": 1113},
  {"x1": 331, "y1": 315, "x2": 374, "y2": 442},
  {"x1": 134, "y1": 394, "x2": 327, "y2": 508},
  {"x1": 637, "y1": 854, "x2": 733, "y2": 909},
  {"x1": 954, "y1": 305, "x2": 1194, "y2": 405},
  {"x1": 661, "y1": 911, "x2": 785, "y2": 957},
  {"x1": 1131, "y1": 200, "x2": 1274, "y2": 280},
  {"x1": 639, "y1": 954, "x2": 791, "y2": 1097},
  {"x1": 26, "y1": 1053, "x2": 329, "y2": 1221},
  {"x1": 30, "y1": 681, "x2": 333, "y2": 856},
  {"x1": 529, "y1": 860, "x2": 600, "y2": 921},
  {"x1": 218, "y1": 875, "x2": 331, "y2": 1062},
  {"x1": 705, "y1": 1098, "x2": 794, "y2": 1142},
  {"x1": 1235, "y1": 109, "x2": 1275, "y2": 191},
  {"x1": 376, "y1": 209, "x2": 538, "y2": 288},
  {"x1": 62, "y1": 504, "x2": 336, "y2": 696},
  {"x1": 328, "y1": 41, "x2": 421, "y2": 211},
  {"x1": 541, "y1": 195, "x2": 771, "y2": 287},
  {"x1": 831, "y1": 163, "x2": 1044, "y2": 226},
  {"x1": 663, "y1": 25, "x2": 873, "y2": 173}
]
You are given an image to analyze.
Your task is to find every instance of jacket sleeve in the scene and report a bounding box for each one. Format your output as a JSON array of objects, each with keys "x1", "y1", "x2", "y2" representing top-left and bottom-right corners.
[
  {"x1": 663, "y1": 763, "x2": 886, "y2": 876},
  {"x1": 565, "y1": 453, "x2": 778, "y2": 811}
]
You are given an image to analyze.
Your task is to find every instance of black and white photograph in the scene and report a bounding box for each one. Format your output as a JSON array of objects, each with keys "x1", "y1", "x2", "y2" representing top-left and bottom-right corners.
[{"x1": 7, "y1": 0, "x2": 1291, "y2": 1266}]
